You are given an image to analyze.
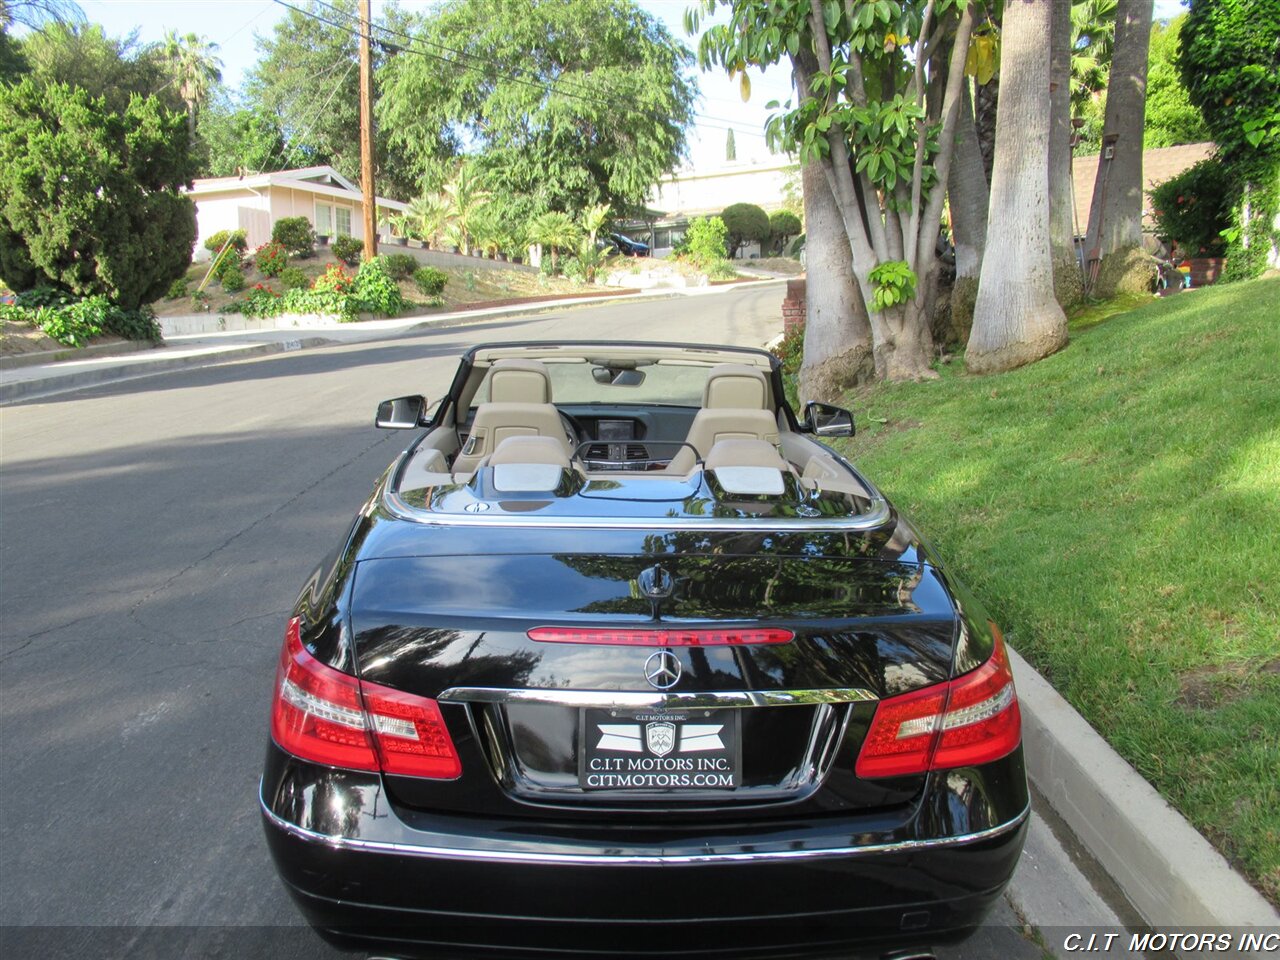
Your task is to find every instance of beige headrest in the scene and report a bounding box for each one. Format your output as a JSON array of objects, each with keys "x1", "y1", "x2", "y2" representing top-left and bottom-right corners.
[
  {"x1": 489, "y1": 359, "x2": 552, "y2": 403},
  {"x1": 488, "y1": 435, "x2": 571, "y2": 468},
  {"x1": 704, "y1": 439, "x2": 787, "y2": 471},
  {"x1": 702, "y1": 364, "x2": 768, "y2": 410}
]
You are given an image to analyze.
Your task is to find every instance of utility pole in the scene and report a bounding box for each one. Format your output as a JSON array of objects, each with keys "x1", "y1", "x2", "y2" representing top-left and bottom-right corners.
[{"x1": 358, "y1": 0, "x2": 377, "y2": 260}]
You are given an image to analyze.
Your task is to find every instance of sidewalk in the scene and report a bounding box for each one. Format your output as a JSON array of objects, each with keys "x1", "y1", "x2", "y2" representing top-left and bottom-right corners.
[{"x1": 0, "y1": 279, "x2": 785, "y2": 404}]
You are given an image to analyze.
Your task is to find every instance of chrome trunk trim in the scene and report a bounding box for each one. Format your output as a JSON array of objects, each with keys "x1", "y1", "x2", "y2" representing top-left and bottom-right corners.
[
  {"x1": 438, "y1": 687, "x2": 880, "y2": 708},
  {"x1": 260, "y1": 787, "x2": 1030, "y2": 865}
]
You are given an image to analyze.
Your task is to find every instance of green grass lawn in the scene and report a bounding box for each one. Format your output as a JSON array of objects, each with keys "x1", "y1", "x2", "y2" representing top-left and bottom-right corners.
[{"x1": 832, "y1": 278, "x2": 1280, "y2": 903}]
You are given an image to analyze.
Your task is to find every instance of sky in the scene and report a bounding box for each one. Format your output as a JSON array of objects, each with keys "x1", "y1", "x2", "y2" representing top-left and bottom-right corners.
[{"x1": 72, "y1": 0, "x2": 1188, "y2": 172}]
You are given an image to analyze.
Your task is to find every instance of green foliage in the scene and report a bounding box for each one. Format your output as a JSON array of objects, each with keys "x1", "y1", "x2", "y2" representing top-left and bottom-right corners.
[
  {"x1": 197, "y1": 95, "x2": 302, "y2": 178},
  {"x1": 351, "y1": 257, "x2": 407, "y2": 315},
  {"x1": 1, "y1": 294, "x2": 161, "y2": 345},
  {"x1": 1180, "y1": 0, "x2": 1280, "y2": 164},
  {"x1": 684, "y1": 216, "x2": 729, "y2": 268},
  {"x1": 1149, "y1": 157, "x2": 1234, "y2": 256},
  {"x1": 379, "y1": 253, "x2": 418, "y2": 280},
  {"x1": 271, "y1": 216, "x2": 316, "y2": 257},
  {"x1": 412, "y1": 266, "x2": 447, "y2": 296},
  {"x1": 210, "y1": 249, "x2": 242, "y2": 282},
  {"x1": 331, "y1": 234, "x2": 364, "y2": 266},
  {"x1": 868, "y1": 260, "x2": 917, "y2": 310},
  {"x1": 768, "y1": 210, "x2": 802, "y2": 254},
  {"x1": 1071, "y1": 0, "x2": 1118, "y2": 113},
  {"x1": 1221, "y1": 157, "x2": 1280, "y2": 282},
  {"x1": 313, "y1": 263, "x2": 354, "y2": 294},
  {"x1": 528, "y1": 211, "x2": 580, "y2": 272},
  {"x1": 204, "y1": 229, "x2": 247, "y2": 255},
  {"x1": 279, "y1": 266, "x2": 310, "y2": 290},
  {"x1": 377, "y1": 0, "x2": 697, "y2": 216},
  {"x1": 1144, "y1": 15, "x2": 1210, "y2": 148},
  {"x1": 166, "y1": 277, "x2": 189, "y2": 300},
  {"x1": 0, "y1": 78, "x2": 197, "y2": 310},
  {"x1": 705, "y1": 259, "x2": 739, "y2": 280},
  {"x1": 720, "y1": 202, "x2": 769, "y2": 257},
  {"x1": 254, "y1": 242, "x2": 288, "y2": 277},
  {"x1": 219, "y1": 262, "x2": 245, "y2": 293}
]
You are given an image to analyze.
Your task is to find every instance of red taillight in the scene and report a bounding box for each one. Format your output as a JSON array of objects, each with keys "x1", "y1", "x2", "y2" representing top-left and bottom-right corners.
[
  {"x1": 855, "y1": 622, "x2": 1021, "y2": 778},
  {"x1": 528, "y1": 626, "x2": 793, "y2": 646},
  {"x1": 271, "y1": 618, "x2": 460, "y2": 779}
]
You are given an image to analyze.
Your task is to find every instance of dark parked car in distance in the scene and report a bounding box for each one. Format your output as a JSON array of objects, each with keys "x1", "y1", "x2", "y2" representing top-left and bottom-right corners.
[{"x1": 262, "y1": 342, "x2": 1028, "y2": 959}]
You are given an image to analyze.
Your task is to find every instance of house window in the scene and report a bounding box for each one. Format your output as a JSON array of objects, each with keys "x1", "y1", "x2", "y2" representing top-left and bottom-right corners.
[
  {"x1": 315, "y1": 202, "x2": 333, "y2": 236},
  {"x1": 335, "y1": 206, "x2": 353, "y2": 237}
]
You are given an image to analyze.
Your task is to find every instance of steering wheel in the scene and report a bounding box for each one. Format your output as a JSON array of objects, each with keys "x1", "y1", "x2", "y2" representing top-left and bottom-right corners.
[{"x1": 558, "y1": 410, "x2": 587, "y2": 447}]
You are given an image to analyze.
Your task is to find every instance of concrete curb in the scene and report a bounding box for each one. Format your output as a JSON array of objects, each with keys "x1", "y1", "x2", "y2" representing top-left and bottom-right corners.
[
  {"x1": 0, "y1": 336, "x2": 331, "y2": 404},
  {"x1": 0, "y1": 338, "x2": 165, "y2": 370},
  {"x1": 1008, "y1": 646, "x2": 1279, "y2": 934}
]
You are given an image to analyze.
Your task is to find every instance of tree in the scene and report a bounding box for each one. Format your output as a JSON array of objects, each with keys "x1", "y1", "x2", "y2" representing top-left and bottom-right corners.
[
  {"x1": 160, "y1": 31, "x2": 221, "y2": 139},
  {"x1": 405, "y1": 192, "x2": 450, "y2": 247},
  {"x1": 967, "y1": 0, "x2": 1068, "y2": 374},
  {"x1": 0, "y1": 0, "x2": 83, "y2": 30},
  {"x1": 1049, "y1": 0, "x2": 1084, "y2": 308},
  {"x1": 1180, "y1": 0, "x2": 1280, "y2": 279},
  {"x1": 246, "y1": 0, "x2": 415, "y2": 197},
  {"x1": 768, "y1": 210, "x2": 801, "y2": 254},
  {"x1": 0, "y1": 79, "x2": 196, "y2": 307},
  {"x1": 378, "y1": 0, "x2": 697, "y2": 217},
  {"x1": 948, "y1": 82, "x2": 989, "y2": 340},
  {"x1": 442, "y1": 164, "x2": 491, "y2": 257},
  {"x1": 720, "y1": 202, "x2": 769, "y2": 258},
  {"x1": 528, "y1": 211, "x2": 580, "y2": 273},
  {"x1": 16, "y1": 21, "x2": 175, "y2": 114},
  {"x1": 1143, "y1": 15, "x2": 1209, "y2": 148},
  {"x1": 1082, "y1": 0, "x2": 1154, "y2": 297},
  {"x1": 696, "y1": 0, "x2": 979, "y2": 380},
  {"x1": 797, "y1": 156, "x2": 873, "y2": 402},
  {"x1": 198, "y1": 91, "x2": 304, "y2": 177}
]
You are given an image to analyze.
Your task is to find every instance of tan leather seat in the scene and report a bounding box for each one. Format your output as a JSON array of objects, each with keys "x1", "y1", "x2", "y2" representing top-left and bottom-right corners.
[
  {"x1": 667, "y1": 364, "x2": 780, "y2": 474},
  {"x1": 452, "y1": 359, "x2": 571, "y2": 475},
  {"x1": 704, "y1": 439, "x2": 790, "y2": 495}
]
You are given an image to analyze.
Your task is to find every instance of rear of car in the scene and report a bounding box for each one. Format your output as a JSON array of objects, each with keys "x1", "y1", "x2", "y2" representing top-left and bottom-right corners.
[{"x1": 261, "y1": 522, "x2": 1028, "y2": 959}]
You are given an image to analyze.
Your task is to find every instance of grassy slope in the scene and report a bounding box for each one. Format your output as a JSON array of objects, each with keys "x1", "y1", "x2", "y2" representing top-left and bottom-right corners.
[{"x1": 833, "y1": 278, "x2": 1280, "y2": 901}]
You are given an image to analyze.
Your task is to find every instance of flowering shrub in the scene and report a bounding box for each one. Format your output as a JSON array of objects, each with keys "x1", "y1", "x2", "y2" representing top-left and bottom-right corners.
[
  {"x1": 351, "y1": 257, "x2": 407, "y2": 315},
  {"x1": 1149, "y1": 158, "x2": 1233, "y2": 257},
  {"x1": 271, "y1": 217, "x2": 316, "y2": 257},
  {"x1": 313, "y1": 263, "x2": 354, "y2": 295},
  {"x1": 254, "y1": 242, "x2": 288, "y2": 277}
]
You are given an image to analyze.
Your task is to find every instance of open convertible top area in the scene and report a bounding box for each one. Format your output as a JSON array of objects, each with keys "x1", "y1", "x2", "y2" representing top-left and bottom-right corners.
[{"x1": 381, "y1": 342, "x2": 893, "y2": 529}]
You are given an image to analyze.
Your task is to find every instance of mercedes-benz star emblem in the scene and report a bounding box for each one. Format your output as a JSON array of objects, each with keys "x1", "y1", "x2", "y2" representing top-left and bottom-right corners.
[{"x1": 643, "y1": 650, "x2": 682, "y2": 690}]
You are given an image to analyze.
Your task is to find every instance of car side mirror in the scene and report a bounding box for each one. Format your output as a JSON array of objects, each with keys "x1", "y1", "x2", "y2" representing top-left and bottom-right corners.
[
  {"x1": 803, "y1": 401, "x2": 855, "y2": 437},
  {"x1": 375, "y1": 395, "x2": 428, "y2": 429}
]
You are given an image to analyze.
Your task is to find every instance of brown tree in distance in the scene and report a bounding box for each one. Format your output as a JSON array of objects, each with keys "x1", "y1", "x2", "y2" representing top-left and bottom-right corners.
[
  {"x1": 966, "y1": 0, "x2": 1068, "y2": 375},
  {"x1": 1049, "y1": 0, "x2": 1084, "y2": 308}
]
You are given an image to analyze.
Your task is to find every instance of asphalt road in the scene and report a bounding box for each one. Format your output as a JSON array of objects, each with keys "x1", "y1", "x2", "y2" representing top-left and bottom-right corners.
[{"x1": 0, "y1": 284, "x2": 1041, "y2": 959}]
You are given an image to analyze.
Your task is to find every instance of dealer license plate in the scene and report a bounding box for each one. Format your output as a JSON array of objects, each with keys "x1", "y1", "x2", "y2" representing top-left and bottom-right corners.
[{"x1": 579, "y1": 708, "x2": 741, "y2": 791}]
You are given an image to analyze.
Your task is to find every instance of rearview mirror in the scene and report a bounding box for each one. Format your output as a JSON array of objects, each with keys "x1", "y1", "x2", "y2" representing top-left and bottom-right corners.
[
  {"x1": 375, "y1": 395, "x2": 428, "y2": 429},
  {"x1": 591, "y1": 366, "x2": 646, "y2": 387},
  {"x1": 803, "y1": 401, "x2": 855, "y2": 437}
]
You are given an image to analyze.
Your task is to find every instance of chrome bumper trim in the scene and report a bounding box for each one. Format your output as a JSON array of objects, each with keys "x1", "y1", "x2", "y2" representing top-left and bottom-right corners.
[
  {"x1": 260, "y1": 788, "x2": 1029, "y2": 865},
  {"x1": 437, "y1": 686, "x2": 880, "y2": 708}
]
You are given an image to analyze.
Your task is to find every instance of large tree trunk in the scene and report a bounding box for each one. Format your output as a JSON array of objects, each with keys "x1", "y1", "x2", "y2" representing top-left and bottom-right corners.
[
  {"x1": 947, "y1": 82, "x2": 988, "y2": 344},
  {"x1": 1083, "y1": 0, "x2": 1154, "y2": 297},
  {"x1": 1049, "y1": 0, "x2": 1084, "y2": 309},
  {"x1": 967, "y1": 0, "x2": 1069, "y2": 375},
  {"x1": 798, "y1": 158, "x2": 874, "y2": 404},
  {"x1": 974, "y1": 75, "x2": 998, "y2": 187}
]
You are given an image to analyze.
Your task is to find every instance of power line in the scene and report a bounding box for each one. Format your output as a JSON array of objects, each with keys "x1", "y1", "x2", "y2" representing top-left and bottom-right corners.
[{"x1": 263, "y1": 57, "x2": 357, "y2": 173}]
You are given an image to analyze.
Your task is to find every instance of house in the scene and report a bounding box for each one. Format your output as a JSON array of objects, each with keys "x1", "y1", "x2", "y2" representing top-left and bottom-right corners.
[
  {"x1": 1071, "y1": 142, "x2": 1216, "y2": 233},
  {"x1": 623, "y1": 159, "x2": 798, "y2": 258},
  {"x1": 185, "y1": 166, "x2": 408, "y2": 259}
]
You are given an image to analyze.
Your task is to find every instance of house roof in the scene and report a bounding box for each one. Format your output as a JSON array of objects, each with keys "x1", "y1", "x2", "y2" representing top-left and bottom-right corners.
[
  {"x1": 1071, "y1": 142, "x2": 1215, "y2": 230},
  {"x1": 186, "y1": 165, "x2": 407, "y2": 211}
]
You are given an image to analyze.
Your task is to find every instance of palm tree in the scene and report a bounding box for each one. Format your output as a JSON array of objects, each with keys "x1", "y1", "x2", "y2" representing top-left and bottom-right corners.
[
  {"x1": 1071, "y1": 0, "x2": 1118, "y2": 111},
  {"x1": 528, "y1": 212, "x2": 579, "y2": 274},
  {"x1": 967, "y1": 0, "x2": 1069, "y2": 375},
  {"x1": 442, "y1": 165, "x2": 491, "y2": 256},
  {"x1": 160, "y1": 31, "x2": 222, "y2": 139},
  {"x1": 406, "y1": 193, "x2": 450, "y2": 248}
]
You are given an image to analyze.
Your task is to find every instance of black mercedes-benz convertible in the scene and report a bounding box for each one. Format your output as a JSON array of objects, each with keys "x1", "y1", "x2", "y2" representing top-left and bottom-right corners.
[{"x1": 261, "y1": 341, "x2": 1028, "y2": 959}]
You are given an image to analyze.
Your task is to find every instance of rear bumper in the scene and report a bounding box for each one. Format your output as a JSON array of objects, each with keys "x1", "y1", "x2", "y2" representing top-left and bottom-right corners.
[{"x1": 261, "y1": 743, "x2": 1028, "y2": 959}]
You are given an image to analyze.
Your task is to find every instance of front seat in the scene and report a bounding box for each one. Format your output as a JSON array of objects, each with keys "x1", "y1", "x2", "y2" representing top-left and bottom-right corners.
[
  {"x1": 451, "y1": 359, "x2": 572, "y2": 475},
  {"x1": 667, "y1": 363, "x2": 780, "y2": 475}
]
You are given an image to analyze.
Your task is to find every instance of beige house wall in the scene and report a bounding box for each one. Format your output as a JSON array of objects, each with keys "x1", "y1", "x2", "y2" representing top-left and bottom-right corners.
[{"x1": 192, "y1": 189, "x2": 272, "y2": 258}]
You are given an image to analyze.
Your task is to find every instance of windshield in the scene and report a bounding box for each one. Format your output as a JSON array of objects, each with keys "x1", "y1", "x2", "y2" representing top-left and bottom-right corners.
[{"x1": 474, "y1": 358, "x2": 716, "y2": 407}]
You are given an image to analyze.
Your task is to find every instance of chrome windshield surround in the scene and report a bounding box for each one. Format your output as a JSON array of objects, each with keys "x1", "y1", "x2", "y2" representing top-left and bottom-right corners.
[
  {"x1": 438, "y1": 687, "x2": 879, "y2": 709},
  {"x1": 260, "y1": 789, "x2": 1029, "y2": 865},
  {"x1": 382, "y1": 450, "x2": 894, "y2": 532}
]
